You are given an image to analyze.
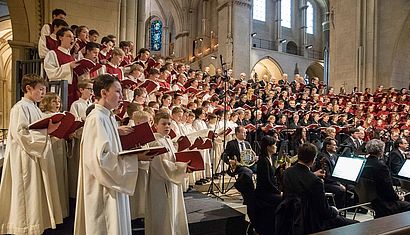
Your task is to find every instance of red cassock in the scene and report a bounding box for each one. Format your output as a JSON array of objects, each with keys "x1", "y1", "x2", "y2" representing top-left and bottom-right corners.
[
  {"x1": 45, "y1": 36, "x2": 59, "y2": 51},
  {"x1": 105, "y1": 63, "x2": 123, "y2": 80},
  {"x1": 54, "y1": 49, "x2": 77, "y2": 109}
]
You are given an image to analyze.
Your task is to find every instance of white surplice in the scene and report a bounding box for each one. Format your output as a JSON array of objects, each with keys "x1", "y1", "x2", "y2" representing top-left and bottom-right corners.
[
  {"x1": 68, "y1": 98, "x2": 88, "y2": 198},
  {"x1": 0, "y1": 97, "x2": 63, "y2": 235},
  {"x1": 74, "y1": 104, "x2": 139, "y2": 235},
  {"x1": 145, "y1": 133, "x2": 189, "y2": 235},
  {"x1": 44, "y1": 47, "x2": 73, "y2": 84}
]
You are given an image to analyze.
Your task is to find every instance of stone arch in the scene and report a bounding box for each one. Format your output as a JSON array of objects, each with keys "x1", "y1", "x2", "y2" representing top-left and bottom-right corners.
[
  {"x1": 0, "y1": 19, "x2": 13, "y2": 128},
  {"x1": 305, "y1": 61, "x2": 324, "y2": 82},
  {"x1": 390, "y1": 11, "x2": 410, "y2": 89},
  {"x1": 286, "y1": 41, "x2": 298, "y2": 55},
  {"x1": 251, "y1": 57, "x2": 284, "y2": 81}
]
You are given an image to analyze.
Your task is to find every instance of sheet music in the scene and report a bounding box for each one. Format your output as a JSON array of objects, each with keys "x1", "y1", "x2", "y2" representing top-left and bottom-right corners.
[
  {"x1": 398, "y1": 160, "x2": 410, "y2": 179},
  {"x1": 332, "y1": 157, "x2": 366, "y2": 182}
]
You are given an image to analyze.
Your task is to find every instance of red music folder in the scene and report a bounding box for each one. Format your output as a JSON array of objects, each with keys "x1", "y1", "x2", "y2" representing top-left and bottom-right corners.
[
  {"x1": 189, "y1": 137, "x2": 204, "y2": 150},
  {"x1": 175, "y1": 151, "x2": 204, "y2": 171},
  {"x1": 121, "y1": 79, "x2": 140, "y2": 89},
  {"x1": 138, "y1": 79, "x2": 158, "y2": 94},
  {"x1": 73, "y1": 58, "x2": 97, "y2": 77},
  {"x1": 177, "y1": 136, "x2": 191, "y2": 152},
  {"x1": 119, "y1": 146, "x2": 168, "y2": 156},
  {"x1": 120, "y1": 121, "x2": 155, "y2": 150},
  {"x1": 28, "y1": 113, "x2": 66, "y2": 129},
  {"x1": 197, "y1": 139, "x2": 212, "y2": 150},
  {"x1": 28, "y1": 112, "x2": 84, "y2": 139}
]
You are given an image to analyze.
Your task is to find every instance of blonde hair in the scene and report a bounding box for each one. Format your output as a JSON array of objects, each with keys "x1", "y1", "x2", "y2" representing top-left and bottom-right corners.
[
  {"x1": 132, "y1": 110, "x2": 151, "y2": 124},
  {"x1": 39, "y1": 92, "x2": 61, "y2": 112}
]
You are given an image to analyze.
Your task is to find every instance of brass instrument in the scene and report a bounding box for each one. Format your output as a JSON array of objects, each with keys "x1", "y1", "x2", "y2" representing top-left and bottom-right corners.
[{"x1": 227, "y1": 149, "x2": 257, "y2": 176}]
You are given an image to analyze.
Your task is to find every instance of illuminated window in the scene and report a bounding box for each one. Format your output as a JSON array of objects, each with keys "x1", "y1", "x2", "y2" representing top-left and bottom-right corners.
[
  {"x1": 150, "y1": 20, "x2": 162, "y2": 51},
  {"x1": 253, "y1": 0, "x2": 266, "y2": 22},
  {"x1": 281, "y1": 0, "x2": 291, "y2": 28},
  {"x1": 306, "y1": 1, "x2": 314, "y2": 34}
]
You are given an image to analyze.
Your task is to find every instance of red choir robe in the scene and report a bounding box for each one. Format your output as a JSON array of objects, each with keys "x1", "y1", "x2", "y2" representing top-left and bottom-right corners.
[
  {"x1": 105, "y1": 63, "x2": 123, "y2": 80},
  {"x1": 54, "y1": 49, "x2": 78, "y2": 108}
]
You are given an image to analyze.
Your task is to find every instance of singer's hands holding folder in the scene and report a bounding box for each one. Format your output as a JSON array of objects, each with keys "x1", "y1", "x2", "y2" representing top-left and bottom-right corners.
[
  {"x1": 186, "y1": 160, "x2": 195, "y2": 173},
  {"x1": 136, "y1": 150, "x2": 155, "y2": 161},
  {"x1": 47, "y1": 120, "x2": 61, "y2": 134},
  {"x1": 118, "y1": 126, "x2": 134, "y2": 136}
]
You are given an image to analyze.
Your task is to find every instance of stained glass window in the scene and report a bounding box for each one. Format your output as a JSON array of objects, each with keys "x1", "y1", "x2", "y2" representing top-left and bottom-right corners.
[{"x1": 150, "y1": 20, "x2": 162, "y2": 51}]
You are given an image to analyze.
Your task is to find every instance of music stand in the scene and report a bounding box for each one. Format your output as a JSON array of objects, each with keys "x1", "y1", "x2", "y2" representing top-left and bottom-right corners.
[
  {"x1": 397, "y1": 159, "x2": 410, "y2": 182},
  {"x1": 330, "y1": 156, "x2": 367, "y2": 185}
]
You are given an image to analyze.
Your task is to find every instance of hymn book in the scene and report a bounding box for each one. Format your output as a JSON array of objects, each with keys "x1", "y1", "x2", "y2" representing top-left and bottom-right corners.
[
  {"x1": 119, "y1": 121, "x2": 156, "y2": 150},
  {"x1": 28, "y1": 112, "x2": 84, "y2": 139},
  {"x1": 175, "y1": 151, "x2": 204, "y2": 171},
  {"x1": 119, "y1": 146, "x2": 168, "y2": 156}
]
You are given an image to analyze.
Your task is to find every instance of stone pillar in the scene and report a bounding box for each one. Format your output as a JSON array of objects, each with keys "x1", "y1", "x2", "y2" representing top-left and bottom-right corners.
[
  {"x1": 119, "y1": 0, "x2": 127, "y2": 41},
  {"x1": 125, "y1": 0, "x2": 137, "y2": 44},
  {"x1": 322, "y1": 11, "x2": 330, "y2": 89},
  {"x1": 276, "y1": 0, "x2": 283, "y2": 51},
  {"x1": 137, "y1": 0, "x2": 146, "y2": 50},
  {"x1": 300, "y1": 0, "x2": 308, "y2": 57},
  {"x1": 218, "y1": 0, "x2": 251, "y2": 76}
]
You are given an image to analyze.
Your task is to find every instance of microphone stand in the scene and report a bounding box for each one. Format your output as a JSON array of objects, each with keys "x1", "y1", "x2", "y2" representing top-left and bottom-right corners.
[{"x1": 207, "y1": 115, "x2": 223, "y2": 200}]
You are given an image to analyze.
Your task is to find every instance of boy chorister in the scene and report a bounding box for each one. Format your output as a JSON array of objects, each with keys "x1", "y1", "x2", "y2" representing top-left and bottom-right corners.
[
  {"x1": 68, "y1": 80, "x2": 93, "y2": 199},
  {"x1": 145, "y1": 112, "x2": 190, "y2": 235},
  {"x1": 44, "y1": 27, "x2": 79, "y2": 109},
  {"x1": 40, "y1": 92, "x2": 70, "y2": 219},
  {"x1": 0, "y1": 74, "x2": 63, "y2": 234},
  {"x1": 74, "y1": 74, "x2": 152, "y2": 234}
]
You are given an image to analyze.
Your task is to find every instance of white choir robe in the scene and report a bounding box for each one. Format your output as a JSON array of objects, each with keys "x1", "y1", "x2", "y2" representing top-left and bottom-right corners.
[
  {"x1": 68, "y1": 98, "x2": 88, "y2": 198},
  {"x1": 192, "y1": 119, "x2": 212, "y2": 178},
  {"x1": 74, "y1": 104, "x2": 139, "y2": 235},
  {"x1": 170, "y1": 120, "x2": 190, "y2": 191},
  {"x1": 44, "y1": 47, "x2": 73, "y2": 84},
  {"x1": 145, "y1": 133, "x2": 189, "y2": 235},
  {"x1": 0, "y1": 97, "x2": 63, "y2": 235},
  {"x1": 41, "y1": 23, "x2": 51, "y2": 37},
  {"x1": 45, "y1": 110, "x2": 70, "y2": 219},
  {"x1": 38, "y1": 34, "x2": 57, "y2": 59},
  {"x1": 129, "y1": 160, "x2": 149, "y2": 220},
  {"x1": 184, "y1": 123, "x2": 197, "y2": 185}
]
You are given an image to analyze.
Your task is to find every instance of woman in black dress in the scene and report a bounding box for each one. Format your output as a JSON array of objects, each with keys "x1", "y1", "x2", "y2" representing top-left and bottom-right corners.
[{"x1": 254, "y1": 136, "x2": 282, "y2": 235}]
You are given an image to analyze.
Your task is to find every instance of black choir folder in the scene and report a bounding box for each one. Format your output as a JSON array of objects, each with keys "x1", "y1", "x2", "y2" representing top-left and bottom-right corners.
[
  {"x1": 119, "y1": 146, "x2": 168, "y2": 156},
  {"x1": 119, "y1": 121, "x2": 155, "y2": 150},
  {"x1": 28, "y1": 112, "x2": 84, "y2": 140},
  {"x1": 330, "y1": 156, "x2": 367, "y2": 184},
  {"x1": 175, "y1": 151, "x2": 204, "y2": 171}
]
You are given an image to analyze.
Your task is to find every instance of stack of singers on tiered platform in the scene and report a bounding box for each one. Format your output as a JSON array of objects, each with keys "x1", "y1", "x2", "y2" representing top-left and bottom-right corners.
[{"x1": 1, "y1": 8, "x2": 410, "y2": 235}]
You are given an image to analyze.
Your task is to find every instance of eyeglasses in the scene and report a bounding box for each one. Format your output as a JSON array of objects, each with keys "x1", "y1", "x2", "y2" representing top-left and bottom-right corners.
[{"x1": 86, "y1": 88, "x2": 93, "y2": 91}]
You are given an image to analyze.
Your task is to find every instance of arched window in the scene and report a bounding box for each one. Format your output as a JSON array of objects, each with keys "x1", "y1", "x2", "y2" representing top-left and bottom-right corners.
[
  {"x1": 286, "y1": 41, "x2": 298, "y2": 55},
  {"x1": 253, "y1": 0, "x2": 266, "y2": 22},
  {"x1": 281, "y1": 0, "x2": 291, "y2": 28},
  {"x1": 150, "y1": 19, "x2": 162, "y2": 51},
  {"x1": 306, "y1": 1, "x2": 314, "y2": 34}
]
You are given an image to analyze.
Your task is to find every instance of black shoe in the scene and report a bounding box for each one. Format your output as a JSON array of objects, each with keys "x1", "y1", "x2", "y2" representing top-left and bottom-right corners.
[{"x1": 195, "y1": 180, "x2": 204, "y2": 185}]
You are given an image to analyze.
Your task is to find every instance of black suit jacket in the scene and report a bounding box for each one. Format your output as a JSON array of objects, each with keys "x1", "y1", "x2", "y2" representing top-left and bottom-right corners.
[
  {"x1": 388, "y1": 149, "x2": 406, "y2": 176},
  {"x1": 224, "y1": 139, "x2": 251, "y2": 162},
  {"x1": 283, "y1": 163, "x2": 338, "y2": 232},
  {"x1": 339, "y1": 137, "x2": 358, "y2": 157},
  {"x1": 360, "y1": 156, "x2": 410, "y2": 217},
  {"x1": 313, "y1": 151, "x2": 339, "y2": 185},
  {"x1": 255, "y1": 155, "x2": 281, "y2": 197}
]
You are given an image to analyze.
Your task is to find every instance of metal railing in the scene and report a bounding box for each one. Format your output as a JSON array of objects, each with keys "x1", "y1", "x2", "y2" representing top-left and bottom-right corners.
[
  {"x1": 16, "y1": 58, "x2": 69, "y2": 111},
  {"x1": 252, "y1": 38, "x2": 278, "y2": 51}
]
